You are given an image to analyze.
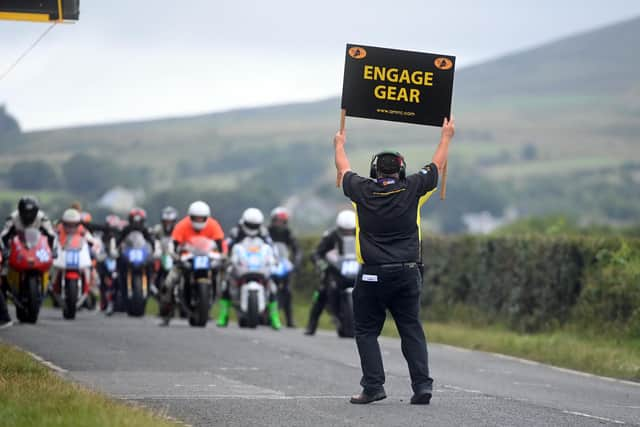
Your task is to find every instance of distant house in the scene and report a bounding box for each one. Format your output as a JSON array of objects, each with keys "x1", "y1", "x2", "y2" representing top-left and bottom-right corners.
[{"x1": 97, "y1": 187, "x2": 143, "y2": 213}]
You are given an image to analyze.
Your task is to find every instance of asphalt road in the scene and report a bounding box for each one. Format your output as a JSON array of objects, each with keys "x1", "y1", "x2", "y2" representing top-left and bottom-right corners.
[{"x1": 1, "y1": 308, "x2": 639, "y2": 426}]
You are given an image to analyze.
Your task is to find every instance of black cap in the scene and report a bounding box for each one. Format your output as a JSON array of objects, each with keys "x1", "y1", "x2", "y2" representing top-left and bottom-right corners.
[{"x1": 378, "y1": 153, "x2": 402, "y2": 174}]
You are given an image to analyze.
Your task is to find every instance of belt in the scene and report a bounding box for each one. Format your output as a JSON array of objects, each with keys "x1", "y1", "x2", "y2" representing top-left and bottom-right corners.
[{"x1": 375, "y1": 262, "x2": 418, "y2": 269}]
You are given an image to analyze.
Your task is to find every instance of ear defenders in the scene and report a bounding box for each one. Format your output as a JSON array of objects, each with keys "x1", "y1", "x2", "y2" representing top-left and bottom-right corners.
[{"x1": 369, "y1": 151, "x2": 406, "y2": 180}]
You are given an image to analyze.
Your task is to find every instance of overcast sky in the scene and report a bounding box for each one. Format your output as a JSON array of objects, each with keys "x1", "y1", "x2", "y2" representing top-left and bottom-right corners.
[{"x1": 1, "y1": 0, "x2": 639, "y2": 131}]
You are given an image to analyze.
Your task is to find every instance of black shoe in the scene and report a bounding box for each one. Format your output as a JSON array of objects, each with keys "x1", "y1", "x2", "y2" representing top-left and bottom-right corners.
[
  {"x1": 350, "y1": 389, "x2": 387, "y2": 404},
  {"x1": 410, "y1": 391, "x2": 432, "y2": 405}
]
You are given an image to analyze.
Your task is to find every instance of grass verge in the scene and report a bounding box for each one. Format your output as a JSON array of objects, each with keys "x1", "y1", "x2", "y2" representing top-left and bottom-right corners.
[{"x1": 0, "y1": 343, "x2": 178, "y2": 427}]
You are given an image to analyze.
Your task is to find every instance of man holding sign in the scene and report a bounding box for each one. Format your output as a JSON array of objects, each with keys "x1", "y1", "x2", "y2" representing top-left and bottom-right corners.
[{"x1": 336, "y1": 44, "x2": 455, "y2": 405}]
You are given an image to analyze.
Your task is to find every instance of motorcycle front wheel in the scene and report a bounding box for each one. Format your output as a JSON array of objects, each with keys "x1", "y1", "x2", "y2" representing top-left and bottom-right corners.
[
  {"x1": 127, "y1": 273, "x2": 146, "y2": 317},
  {"x1": 63, "y1": 279, "x2": 79, "y2": 320},
  {"x1": 16, "y1": 275, "x2": 41, "y2": 324},
  {"x1": 188, "y1": 280, "x2": 211, "y2": 327}
]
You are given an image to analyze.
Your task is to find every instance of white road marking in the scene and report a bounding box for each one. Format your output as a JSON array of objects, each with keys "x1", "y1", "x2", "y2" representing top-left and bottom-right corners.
[
  {"x1": 490, "y1": 352, "x2": 640, "y2": 387},
  {"x1": 442, "y1": 384, "x2": 482, "y2": 394},
  {"x1": 219, "y1": 367, "x2": 259, "y2": 371},
  {"x1": 26, "y1": 350, "x2": 68, "y2": 374},
  {"x1": 562, "y1": 410, "x2": 625, "y2": 424},
  {"x1": 119, "y1": 394, "x2": 352, "y2": 401},
  {"x1": 513, "y1": 381, "x2": 552, "y2": 388}
]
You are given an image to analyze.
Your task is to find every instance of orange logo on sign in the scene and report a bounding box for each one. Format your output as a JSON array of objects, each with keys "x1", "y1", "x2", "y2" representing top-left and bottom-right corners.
[
  {"x1": 434, "y1": 57, "x2": 453, "y2": 70},
  {"x1": 348, "y1": 47, "x2": 367, "y2": 59}
]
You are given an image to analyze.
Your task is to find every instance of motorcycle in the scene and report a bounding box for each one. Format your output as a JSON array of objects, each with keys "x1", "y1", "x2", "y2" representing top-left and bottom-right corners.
[
  {"x1": 95, "y1": 239, "x2": 118, "y2": 315},
  {"x1": 5, "y1": 228, "x2": 53, "y2": 323},
  {"x1": 52, "y1": 231, "x2": 94, "y2": 320},
  {"x1": 164, "y1": 236, "x2": 223, "y2": 327},
  {"x1": 324, "y1": 240, "x2": 359, "y2": 338},
  {"x1": 229, "y1": 237, "x2": 276, "y2": 328},
  {"x1": 271, "y1": 241, "x2": 295, "y2": 323},
  {"x1": 119, "y1": 231, "x2": 153, "y2": 317}
]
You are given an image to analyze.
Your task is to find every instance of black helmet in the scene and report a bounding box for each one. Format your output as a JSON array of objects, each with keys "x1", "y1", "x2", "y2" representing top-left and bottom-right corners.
[{"x1": 18, "y1": 196, "x2": 40, "y2": 226}]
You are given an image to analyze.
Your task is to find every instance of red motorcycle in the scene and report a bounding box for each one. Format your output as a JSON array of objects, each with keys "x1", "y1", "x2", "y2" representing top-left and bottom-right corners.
[{"x1": 6, "y1": 227, "x2": 54, "y2": 323}]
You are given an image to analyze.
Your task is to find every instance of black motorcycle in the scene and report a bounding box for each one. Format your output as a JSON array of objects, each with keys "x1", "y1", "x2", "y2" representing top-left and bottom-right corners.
[{"x1": 324, "y1": 250, "x2": 359, "y2": 338}]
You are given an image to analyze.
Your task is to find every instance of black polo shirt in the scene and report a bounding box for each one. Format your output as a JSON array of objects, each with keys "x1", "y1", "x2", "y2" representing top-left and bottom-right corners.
[{"x1": 342, "y1": 163, "x2": 438, "y2": 265}]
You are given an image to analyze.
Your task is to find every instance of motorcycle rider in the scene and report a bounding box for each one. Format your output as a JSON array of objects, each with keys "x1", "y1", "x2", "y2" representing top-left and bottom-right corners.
[
  {"x1": 159, "y1": 201, "x2": 226, "y2": 326},
  {"x1": 218, "y1": 208, "x2": 281, "y2": 329},
  {"x1": 152, "y1": 206, "x2": 178, "y2": 242},
  {"x1": 96, "y1": 214, "x2": 122, "y2": 314},
  {"x1": 151, "y1": 206, "x2": 178, "y2": 296},
  {"x1": 115, "y1": 208, "x2": 157, "y2": 310},
  {"x1": 268, "y1": 207, "x2": 302, "y2": 328},
  {"x1": 51, "y1": 208, "x2": 100, "y2": 300},
  {"x1": 116, "y1": 208, "x2": 155, "y2": 248},
  {"x1": 1, "y1": 197, "x2": 57, "y2": 326},
  {"x1": 304, "y1": 209, "x2": 357, "y2": 336}
]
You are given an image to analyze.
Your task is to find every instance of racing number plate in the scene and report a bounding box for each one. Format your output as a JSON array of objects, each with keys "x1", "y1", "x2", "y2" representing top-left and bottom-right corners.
[
  {"x1": 65, "y1": 250, "x2": 80, "y2": 268},
  {"x1": 193, "y1": 255, "x2": 210, "y2": 270},
  {"x1": 341, "y1": 260, "x2": 360, "y2": 276}
]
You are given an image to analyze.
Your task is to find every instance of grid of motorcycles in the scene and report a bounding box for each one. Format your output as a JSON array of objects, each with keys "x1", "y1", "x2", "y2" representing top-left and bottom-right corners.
[{"x1": 2, "y1": 216, "x2": 359, "y2": 336}]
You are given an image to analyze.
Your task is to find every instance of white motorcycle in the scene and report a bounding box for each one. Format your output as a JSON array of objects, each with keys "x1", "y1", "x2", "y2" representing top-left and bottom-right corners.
[{"x1": 229, "y1": 237, "x2": 277, "y2": 328}]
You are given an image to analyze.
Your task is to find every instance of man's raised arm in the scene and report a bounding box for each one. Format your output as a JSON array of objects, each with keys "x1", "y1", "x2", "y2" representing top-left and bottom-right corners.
[
  {"x1": 431, "y1": 117, "x2": 455, "y2": 173},
  {"x1": 334, "y1": 130, "x2": 352, "y2": 187}
]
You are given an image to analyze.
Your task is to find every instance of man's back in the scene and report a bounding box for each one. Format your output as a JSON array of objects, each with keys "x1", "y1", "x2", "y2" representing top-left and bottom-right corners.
[{"x1": 342, "y1": 167, "x2": 437, "y2": 265}]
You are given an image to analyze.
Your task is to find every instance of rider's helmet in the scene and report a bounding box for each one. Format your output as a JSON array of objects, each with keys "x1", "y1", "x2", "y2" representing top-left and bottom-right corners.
[
  {"x1": 270, "y1": 207, "x2": 289, "y2": 227},
  {"x1": 18, "y1": 196, "x2": 40, "y2": 227},
  {"x1": 336, "y1": 210, "x2": 356, "y2": 236},
  {"x1": 161, "y1": 206, "x2": 178, "y2": 234},
  {"x1": 105, "y1": 214, "x2": 121, "y2": 230},
  {"x1": 128, "y1": 208, "x2": 147, "y2": 227},
  {"x1": 240, "y1": 208, "x2": 264, "y2": 237},
  {"x1": 188, "y1": 201, "x2": 210, "y2": 231},
  {"x1": 61, "y1": 208, "x2": 82, "y2": 234}
]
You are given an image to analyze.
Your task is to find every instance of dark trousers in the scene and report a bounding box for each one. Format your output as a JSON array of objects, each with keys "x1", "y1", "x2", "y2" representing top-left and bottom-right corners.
[
  {"x1": 353, "y1": 264, "x2": 433, "y2": 394},
  {"x1": 276, "y1": 276, "x2": 294, "y2": 326},
  {"x1": 0, "y1": 282, "x2": 11, "y2": 322}
]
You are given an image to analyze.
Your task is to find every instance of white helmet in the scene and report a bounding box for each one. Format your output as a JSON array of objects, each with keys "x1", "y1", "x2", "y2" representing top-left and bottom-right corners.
[
  {"x1": 62, "y1": 208, "x2": 82, "y2": 224},
  {"x1": 241, "y1": 208, "x2": 264, "y2": 236},
  {"x1": 62, "y1": 208, "x2": 82, "y2": 231},
  {"x1": 336, "y1": 210, "x2": 356, "y2": 231},
  {"x1": 188, "y1": 201, "x2": 210, "y2": 231}
]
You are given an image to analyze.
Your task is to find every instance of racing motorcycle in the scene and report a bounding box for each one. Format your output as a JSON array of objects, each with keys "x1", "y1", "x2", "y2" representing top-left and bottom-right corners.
[
  {"x1": 163, "y1": 236, "x2": 223, "y2": 327},
  {"x1": 96, "y1": 240, "x2": 118, "y2": 315},
  {"x1": 323, "y1": 241, "x2": 359, "y2": 338},
  {"x1": 5, "y1": 228, "x2": 53, "y2": 323},
  {"x1": 229, "y1": 236, "x2": 276, "y2": 328},
  {"x1": 271, "y1": 241, "x2": 294, "y2": 314},
  {"x1": 52, "y1": 231, "x2": 94, "y2": 320},
  {"x1": 119, "y1": 231, "x2": 153, "y2": 317}
]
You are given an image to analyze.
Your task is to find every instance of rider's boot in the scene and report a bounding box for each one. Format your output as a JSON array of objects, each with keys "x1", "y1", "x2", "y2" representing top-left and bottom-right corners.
[
  {"x1": 217, "y1": 298, "x2": 231, "y2": 327},
  {"x1": 268, "y1": 301, "x2": 281, "y2": 330},
  {"x1": 280, "y1": 289, "x2": 295, "y2": 328},
  {"x1": 304, "y1": 290, "x2": 324, "y2": 335}
]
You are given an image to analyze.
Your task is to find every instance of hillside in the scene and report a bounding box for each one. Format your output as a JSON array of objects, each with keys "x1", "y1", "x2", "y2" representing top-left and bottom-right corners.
[{"x1": 1, "y1": 17, "x2": 639, "y2": 232}]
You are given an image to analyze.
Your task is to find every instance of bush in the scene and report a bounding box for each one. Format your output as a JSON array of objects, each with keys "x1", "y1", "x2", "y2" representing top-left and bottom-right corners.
[
  {"x1": 8, "y1": 160, "x2": 60, "y2": 190},
  {"x1": 296, "y1": 234, "x2": 640, "y2": 337}
]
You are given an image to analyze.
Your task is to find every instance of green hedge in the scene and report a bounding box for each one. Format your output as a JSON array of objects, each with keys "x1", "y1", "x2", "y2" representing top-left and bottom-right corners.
[{"x1": 295, "y1": 235, "x2": 640, "y2": 336}]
